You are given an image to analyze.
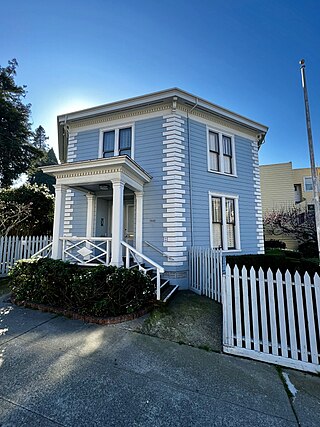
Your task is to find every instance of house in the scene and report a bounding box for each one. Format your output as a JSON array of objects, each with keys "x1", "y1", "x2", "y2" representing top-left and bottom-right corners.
[
  {"x1": 43, "y1": 88, "x2": 268, "y2": 294},
  {"x1": 260, "y1": 162, "x2": 320, "y2": 249}
]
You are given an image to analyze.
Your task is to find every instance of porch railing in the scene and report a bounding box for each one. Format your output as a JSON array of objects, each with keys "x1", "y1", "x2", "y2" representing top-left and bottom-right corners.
[
  {"x1": 121, "y1": 240, "x2": 165, "y2": 300},
  {"x1": 60, "y1": 237, "x2": 112, "y2": 265}
]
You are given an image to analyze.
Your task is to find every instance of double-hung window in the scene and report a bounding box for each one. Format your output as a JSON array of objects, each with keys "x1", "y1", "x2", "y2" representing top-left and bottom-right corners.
[
  {"x1": 207, "y1": 128, "x2": 236, "y2": 175},
  {"x1": 210, "y1": 192, "x2": 240, "y2": 251},
  {"x1": 101, "y1": 126, "x2": 133, "y2": 159}
]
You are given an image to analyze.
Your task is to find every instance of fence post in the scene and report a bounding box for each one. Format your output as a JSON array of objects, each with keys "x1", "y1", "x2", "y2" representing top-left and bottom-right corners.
[{"x1": 222, "y1": 264, "x2": 233, "y2": 347}]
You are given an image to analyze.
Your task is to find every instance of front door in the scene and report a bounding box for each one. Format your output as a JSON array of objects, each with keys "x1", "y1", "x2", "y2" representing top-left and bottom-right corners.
[{"x1": 124, "y1": 203, "x2": 134, "y2": 247}]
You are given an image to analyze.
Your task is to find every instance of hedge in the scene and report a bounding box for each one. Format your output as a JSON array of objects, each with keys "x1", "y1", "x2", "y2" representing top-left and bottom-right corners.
[
  {"x1": 9, "y1": 258, "x2": 155, "y2": 317},
  {"x1": 226, "y1": 253, "x2": 320, "y2": 276}
]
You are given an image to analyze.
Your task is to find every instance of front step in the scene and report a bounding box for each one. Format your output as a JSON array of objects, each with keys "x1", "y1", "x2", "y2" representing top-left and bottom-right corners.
[{"x1": 128, "y1": 259, "x2": 179, "y2": 302}]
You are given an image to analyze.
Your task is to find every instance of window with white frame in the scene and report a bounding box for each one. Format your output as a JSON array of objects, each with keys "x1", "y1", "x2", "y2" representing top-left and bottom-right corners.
[
  {"x1": 304, "y1": 176, "x2": 313, "y2": 192},
  {"x1": 207, "y1": 129, "x2": 236, "y2": 175},
  {"x1": 102, "y1": 126, "x2": 133, "y2": 158},
  {"x1": 210, "y1": 193, "x2": 240, "y2": 250}
]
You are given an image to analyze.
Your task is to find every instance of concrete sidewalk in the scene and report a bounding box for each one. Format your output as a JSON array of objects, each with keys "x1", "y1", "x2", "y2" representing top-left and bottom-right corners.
[{"x1": 0, "y1": 294, "x2": 319, "y2": 426}]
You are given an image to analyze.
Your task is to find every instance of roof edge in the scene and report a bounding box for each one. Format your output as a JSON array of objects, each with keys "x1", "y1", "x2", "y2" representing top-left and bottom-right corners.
[{"x1": 57, "y1": 87, "x2": 268, "y2": 133}]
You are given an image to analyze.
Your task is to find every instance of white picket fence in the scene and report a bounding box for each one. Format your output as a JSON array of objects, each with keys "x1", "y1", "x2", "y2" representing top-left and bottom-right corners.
[
  {"x1": 189, "y1": 247, "x2": 223, "y2": 302},
  {"x1": 223, "y1": 264, "x2": 320, "y2": 374},
  {"x1": 0, "y1": 235, "x2": 52, "y2": 277}
]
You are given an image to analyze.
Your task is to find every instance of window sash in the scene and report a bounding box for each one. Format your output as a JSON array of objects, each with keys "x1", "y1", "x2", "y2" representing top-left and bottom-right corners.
[
  {"x1": 211, "y1": 197, "x2": 222, "y2": 248},
  {"x1": 223, "y1": 136, "x2": 233, "y2": 174},
  {"x1": 103, "y1": 131, "x2": 115, "y2": 158},
  {"x1": 209, "y1": 131, "x2": 220, "y2": 172},
  {"x1": 225, "y1": 198, "x2": 235, "y2": 249},
  {"x1": 119, "y1": 128, "x2": 132, "y2": 156},
  {"x1": 223, "y1": 155, "x2": 232, "y2": 174},
  {"x1": 223, "y1": 136, "x2": 232, "y2": 156},
  {"x1": 211, "y1": 195, "x2": 238, "y2": 250}
]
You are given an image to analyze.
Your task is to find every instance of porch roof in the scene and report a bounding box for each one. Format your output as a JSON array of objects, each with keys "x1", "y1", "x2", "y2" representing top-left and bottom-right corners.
[{"x1": 42, "y1": 156, "x2": 152, "y2": 192}]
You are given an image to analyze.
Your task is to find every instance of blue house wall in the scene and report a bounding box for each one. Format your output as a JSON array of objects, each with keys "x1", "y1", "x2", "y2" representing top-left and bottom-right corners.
[
  {"x1": 188, "y1": 119, "x2": 261, "y2": 254},
  {"x1": 63, "y1": 110, "x2": 263, "y2": 286},
  {"x1": 134, "y1": 117, "x2": 166, "y2": 265}
]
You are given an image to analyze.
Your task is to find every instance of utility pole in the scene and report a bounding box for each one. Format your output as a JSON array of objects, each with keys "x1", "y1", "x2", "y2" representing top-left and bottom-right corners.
[{"x1": 299, "y1": 59, "x2": 320, "y2": 262}]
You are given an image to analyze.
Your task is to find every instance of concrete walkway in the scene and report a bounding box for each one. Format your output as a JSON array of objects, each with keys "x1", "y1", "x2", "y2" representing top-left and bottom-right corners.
[{"x1": 0, "y1": 294, "x2": 319, "y2": 426}]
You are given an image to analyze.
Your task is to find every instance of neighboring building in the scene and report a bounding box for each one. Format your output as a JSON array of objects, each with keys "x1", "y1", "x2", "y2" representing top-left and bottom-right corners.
[
  {"x1": 44, "y1": 88, "x2": 268, "y2": 290},
  {"x1": 260, "y1": 162, "x2": 320, "y2": 249}
]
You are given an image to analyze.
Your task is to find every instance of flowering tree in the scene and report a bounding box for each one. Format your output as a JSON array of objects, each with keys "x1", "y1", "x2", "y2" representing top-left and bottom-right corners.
[{"x1": 264, "y1": 206, "x2": 316, "y2": 243}]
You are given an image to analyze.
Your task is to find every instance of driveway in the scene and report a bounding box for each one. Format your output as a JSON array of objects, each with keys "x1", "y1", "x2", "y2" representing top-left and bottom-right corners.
[{"x1": 0, "y1": 293, "x2": 319, "y2": 426}]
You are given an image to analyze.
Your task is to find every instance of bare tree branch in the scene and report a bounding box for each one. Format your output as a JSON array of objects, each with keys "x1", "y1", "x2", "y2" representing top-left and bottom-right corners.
[
  {"x1": 264, "y1": 206, "x2": 316, "y2": 243},
  {"x1": 0, "y1": 200, "x2": 32, "y2": 236}
]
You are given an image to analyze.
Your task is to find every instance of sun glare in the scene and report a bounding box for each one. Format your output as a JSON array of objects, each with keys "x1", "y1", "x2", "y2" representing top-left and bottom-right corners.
[{"x1": 57, "y1": 98, "x2": 95, "y2": 115}]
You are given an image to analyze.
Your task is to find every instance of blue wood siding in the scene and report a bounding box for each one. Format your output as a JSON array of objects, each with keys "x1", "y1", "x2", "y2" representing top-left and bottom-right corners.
[
  {"x1": 188, "y1": 119, "x2": 259, "y2": 254},
  {"x1": 134, "y1": 117, "x2": 165, "y2": 266},
  {"x1": 70, "y1": 190, "x2": 87, "y2": 236},
  {"x1": 73, "y1": 130, "x2": 100, "y2": 161}
]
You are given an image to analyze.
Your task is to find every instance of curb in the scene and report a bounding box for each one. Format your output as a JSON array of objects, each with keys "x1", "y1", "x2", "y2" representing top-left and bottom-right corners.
[{"x1": 11, "y1": 297, "x2": 152, "y2": 325}]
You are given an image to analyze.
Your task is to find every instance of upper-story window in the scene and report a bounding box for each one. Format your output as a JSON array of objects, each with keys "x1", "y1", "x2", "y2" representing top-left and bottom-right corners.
[
  {"x1": 207, "y1": 128, "x2": 236, "y2": 175},
  {"x1": 304, "y1": 176, "x2": 313, "y2": 192},
  {"x1": 101, "y1": 125, "x2": 134, "y2": 159},
  {"x1": 209, "y1": 192, "x2": 240, "y2": 251}
]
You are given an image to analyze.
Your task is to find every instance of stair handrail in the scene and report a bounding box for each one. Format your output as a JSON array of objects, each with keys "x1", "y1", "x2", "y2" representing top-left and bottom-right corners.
[
  {"x1": 144, "y1": 240, "x2": 166, "y2": 257},
  {"x1": 121, "y1": 240, "x2": 164, "y2": 300},
  {"x1": 31, "y1": 242, "x2": 53, "y2": 259}
]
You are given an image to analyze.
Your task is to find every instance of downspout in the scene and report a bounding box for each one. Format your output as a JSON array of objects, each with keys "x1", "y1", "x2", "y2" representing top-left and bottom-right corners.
[{"x1": 187, "y1": 98, "x2": 198, "y2": 246}]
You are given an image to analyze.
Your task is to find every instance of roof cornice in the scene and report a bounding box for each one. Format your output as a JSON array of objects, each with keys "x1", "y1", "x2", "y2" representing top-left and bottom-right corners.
[{"x1": 58, "y1": 88, "x2": 268, "y2": 133}]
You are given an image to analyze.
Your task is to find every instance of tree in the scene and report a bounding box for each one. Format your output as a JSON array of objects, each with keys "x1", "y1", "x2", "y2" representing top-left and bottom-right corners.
[
  {"x1": 0, "y1": 59, "x2": 42, "y2": 187},
  {"x1": 264, "y1": 206, "x2": 316, "y2": 244},
  {"x1": 32, "y1": 125, "x2": 49, "y2": 151},
  {"x1": 0, "y1": 200, "x2": 32, "y2": 236},
  {"x1": 0, "y1": 184, "x2": 54, "y2": 236},
  {"x1": 28, "y1": 147, "x2": 58, "y2": 193}
]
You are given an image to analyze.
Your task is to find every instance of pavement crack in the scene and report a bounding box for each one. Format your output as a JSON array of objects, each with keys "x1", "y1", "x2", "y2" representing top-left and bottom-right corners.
[
  {"x1": 276, "y1": 367, "x2": 301, "y2": 426},
  {"x1": 0, "y1": 395, "x2": 67, "y2": 426}
]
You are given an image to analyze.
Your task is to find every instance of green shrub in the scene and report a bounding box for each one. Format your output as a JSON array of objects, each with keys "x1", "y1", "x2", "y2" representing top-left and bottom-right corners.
[
  {"x1": 298, "y1": 241, "x2": 318, "y2": 258},
  {"x1": 264, "y1": 239, "x2": 286, "y2": 249},
  {"x1": 8, "y1": 258, "x2": 155, "y2": 317},
  {"x1": 226, "y1": 253, "x2": 320, "y2": 276},
  {"x1": 9, "y1": 258, "x2": 77, "y2": 305}
]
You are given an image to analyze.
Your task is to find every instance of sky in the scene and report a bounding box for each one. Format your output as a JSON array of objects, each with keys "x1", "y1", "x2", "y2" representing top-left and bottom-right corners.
[{"x1": 1, "y1": 0, "x2": 320, "y2": 168}]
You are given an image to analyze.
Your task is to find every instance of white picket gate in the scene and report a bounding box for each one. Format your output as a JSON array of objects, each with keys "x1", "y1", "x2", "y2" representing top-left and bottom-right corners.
[
  {"x1": 0, "y1": 235, "x2": 52, "y2": 277},
  {"x1": 223, "y1": 264, "x2": 320, "y2": 374},
  {"x1": 189, "y1": 247, "x2": 223, "y2": 302}
]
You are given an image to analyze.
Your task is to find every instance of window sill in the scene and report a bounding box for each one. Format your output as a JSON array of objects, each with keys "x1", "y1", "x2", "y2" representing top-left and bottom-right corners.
[{"x1": 207, "y1": 170, "x2": 238, "y2": 178}]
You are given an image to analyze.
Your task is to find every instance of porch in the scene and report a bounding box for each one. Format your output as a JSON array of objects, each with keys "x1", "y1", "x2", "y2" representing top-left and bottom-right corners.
[
  {"x1": 42, "y1": 157, "x2": 178, "y2": 301},
  {"x1": 43, "y1": 156, "x2": 152, "y2": 268}
]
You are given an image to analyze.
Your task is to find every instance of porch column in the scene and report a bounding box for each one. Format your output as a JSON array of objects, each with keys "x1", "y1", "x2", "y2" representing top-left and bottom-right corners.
[
  {"x1": 52, "y1": 184, "x2": 67, "y2": 259},
  {"x1": 111, "y1": 179, "x2": 124, "y2": 266},
  {"x1": 86, "y1": 193, "x2": 96, "y2": 237},
  {"x1": 135, "y1": 191, "x2": 143, "y2": 254}
]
